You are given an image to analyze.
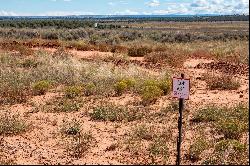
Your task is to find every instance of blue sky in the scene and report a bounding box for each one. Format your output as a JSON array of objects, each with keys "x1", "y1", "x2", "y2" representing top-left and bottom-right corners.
[{"x1": 0, "y1": 0, "x2": 249, "y2": 16}]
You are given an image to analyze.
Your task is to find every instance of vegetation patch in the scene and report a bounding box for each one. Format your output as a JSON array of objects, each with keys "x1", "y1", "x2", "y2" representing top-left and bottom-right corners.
[
  {"x1": 188, "y1": 138, "x2": 208, "y2": 161},
  {"x1": 65, "y1": 85, "x2": 83, "y2": 99},
  {"x1": 32, "y1": 80, "x2": 51, "y2": 95},
  {"x1": 203, "y1": 74, "x2": 240, "y2": 90},
  {"x1": 192, "y1": 104, "x2": 248, "y2": 140},
  {"x1": 90, "y1": 103, "x2": 143, "y2": 122},
  {"x1": 0, "y1": 112, "x2": 27, "y2": 136},
  {"x1": 39, "y1": 97, "x2": 83, "y2": 113}
]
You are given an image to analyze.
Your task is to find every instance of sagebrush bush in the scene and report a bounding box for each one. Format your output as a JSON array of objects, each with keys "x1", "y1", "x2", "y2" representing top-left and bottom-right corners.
[
  {"x1": 0, "y1": 112, "x2": 27, "y2": 136},
  {"x1": 69, "y1": 132, "x2": 94, "y2": 158},
  {"x1": 65, "y1": 85, "x2": 83, "y2": 99},
  {"x1": 188, "y1": 138, "x2": 208, "y2": 161},
  {"x1": 90, "y1": 104, "x2": 142, "y2": 122},
  {"x1": 140, "y1": 80, "x2": 163, "y2": 105},
  {"x1": 83, "y1": 83, "x2": 96, "y2": 96},
  {"x1": 114, "y1": 78, "x2": 136, "y2": 96},
  {"x1": 128, "y1": 45, "x2": 152, "y2": 57},
  {"x1": 192, "y1": 104, "x2": 248, "y2": 140},
  {"x1": 204, "y1": 74, "x2": 241, "y2": 90},
  {"x1": 32, "y1": 80, "x2": 51, "y2": 95},
  {"x1": 61, "y1": 119, "x2": 81, "y2": 135},
  {"x1": 216, "y1": 119, "x2": 245, "y2": 139}
]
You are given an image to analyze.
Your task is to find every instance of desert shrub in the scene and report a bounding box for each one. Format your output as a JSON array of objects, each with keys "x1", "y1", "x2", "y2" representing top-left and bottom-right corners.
[
  {"x1": 114, "y1": 80, "x2": 128, "y2": 96},
  {"x1": 148, "y1": 137, "x2": 169, "y2": 164},
  {"x1": 20, "y1": 58, "x2": 39, "y2": 68},
  {"x1": 192, "y1": 104, "x2": 248, "y2": 140},
  {"x1": 160, "y1": 102, "x2": 179, "y2": 115},
  {"x1": 216, "y1": 119, "x2": 245, "y2": 139},
  {"x1": 206, "y1": 139, "x2": 248, "y2": 165},
  {"x1": 132, "y1": 124, "x2": 154, "y2": 141},
  {"x1": 192, "y1": 107, "x2": 222, "y2": 123},
  {"x1": 204, "y1": 74, "x2": 240, "y2": 90},
  {"x1": 0, "y1": 88, "x2": 30, "y2": 105},
  {"x1": 90, "y1": 104, "x2": 142, "y2": 122},
  {"x1": 69, "y1": 132, "x2": 94, "y2": 158},
  {"x1": 61, "y1": 119, "x2": 81, "y2": 135},
  {"x1": 188, "y1": 138, "x2": 208, "y2": 161},
  {"x1": 140, "y1": 80, "x2": 163, "y2": 105},
  {"x1": 111, "y1": 45, "x2": 128, "y2": 53},
  {"x1": 158, "y1": 77, "x2": 171, "y2": 95},
  {"x1": 83, "y1": 83, "x2": 96, "y2": 96},
  {"x1": 145, "y1": 50, "x2": 187, "y2": 68},
  {"x1": 114, "y1": 78, "x2": 136, "y2": 96},
  {"x1": 0, "y1": 112, "x2": 27, "y2": 136},
  {"x1": 127, "y1": 45, "x2": 152, "y2": 57},
  {"x1": 41, "y1": 98, "x2": 82, "y2": 113},
  {"x1": 32, "y1": 80, "x2": 51, "y2": 95},
  {"x1": 65, "y1": 85, "x2": 83, "y2": 99},
  {"x1": 56, "y1": 99, "x2": 82, "y2": 113},
  {"x1": 215, "y1": 139, "x2": 246, "y2": 153}
]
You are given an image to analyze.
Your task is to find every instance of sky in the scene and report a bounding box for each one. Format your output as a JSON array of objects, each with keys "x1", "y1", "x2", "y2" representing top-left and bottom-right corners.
[{"x1": 0, "y1": 0, "x2": 249, "y2": 16}]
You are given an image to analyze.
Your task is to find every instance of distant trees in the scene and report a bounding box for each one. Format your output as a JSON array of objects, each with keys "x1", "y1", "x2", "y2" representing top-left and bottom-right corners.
[{"x1": 0, "y1": 15, "x2": 248, "y2": 29}]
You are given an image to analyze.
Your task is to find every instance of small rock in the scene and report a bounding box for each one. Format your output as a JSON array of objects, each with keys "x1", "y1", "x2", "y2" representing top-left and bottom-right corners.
[
  {"x1": 196, "y1": 76, "x2": 202, "y2": 80},
  {"x1": 239, "y1": 94, "x2": 244, "y2": 98}
]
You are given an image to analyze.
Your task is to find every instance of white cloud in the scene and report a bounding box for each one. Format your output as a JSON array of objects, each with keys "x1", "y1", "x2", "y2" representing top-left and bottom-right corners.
[
  {"x1": 108, "y1": 2, "x2": 115, "y2": 6},
  {"x1": 146, "y1": 0, "x2": 160, "y2": 7},
  {"x1": 0, "y1": 10, "x2": 18, "y2": 16},
  {"x1": 114, "y1": 9, "x2": 139, "y2": 15}
]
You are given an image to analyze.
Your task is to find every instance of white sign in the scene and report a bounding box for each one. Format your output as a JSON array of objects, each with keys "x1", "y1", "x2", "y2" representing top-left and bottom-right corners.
[{"x1": 172, "y1": 77, "x2": 190, "y2": 100}]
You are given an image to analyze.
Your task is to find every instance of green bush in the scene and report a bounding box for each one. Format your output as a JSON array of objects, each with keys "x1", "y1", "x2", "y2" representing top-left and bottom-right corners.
[
  {"x1": 83, "y1": 83, "x2": 96, "y2": 96},
  {"x1": 55, "y1": 99, "x2": 81, "y2": 113},
  {"x1": 114, "y1": 80, "x2": 128, "y2": 96},
  {"x1": 192, "y1": 107, "x2": 222, "y2": 123},
  {"x1": 61, "y1": 119, "x2": 81, "y2": 135},
  {"x1": 65, "y1": 85, "x2": 83, "y2": 99},
  {"x1": 140, "y1": 80, "x2": 163, "y2": 105},
  {"x1": 0, "y1": 112, "x2": 27, "y2": 136},
  {"x1": 148, "y1": 137, "x2": 169, "y2": 164},
  {"x1": 216, "y1": 119, "x2": 245, "y2": 139},
  {"x1": 212, "y1": 139, "x2": 247, "y2": 164},
  {"x1": 32, "y1": 80, "x2": 51, "y2": 95},
  {"x1": 114, "y1": 78, "x2": 136, "y2": 96},
  {"x1": 189, "y1": 138, "x2": 208, "y2": 161},
  {"x1": 90, "y1": 104, "x2": 141, "y2": 122},
  {"x1": 158, "y1": 78, "x2": 171, "y2": 95}
]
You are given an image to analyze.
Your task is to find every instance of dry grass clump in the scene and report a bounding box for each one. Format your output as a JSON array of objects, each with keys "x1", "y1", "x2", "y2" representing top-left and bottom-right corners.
[
  {"x1": 192, "y1": 104, "x2": 248, "y2": 140},
  {"x1": 68, "y1": 132, "x2": 95, "y2": 158},
  {"x1": 188, "y1": 137, "x2": 209, "y2": 161},
  {"x1": 0, "y1": 112, "x2": 27, "y2": 136},
  {"x1": 145, "y1": 48, "x2": 189, "y2": 68},
  {"x1": 190, "y1": 104, "x2": 249, "y2": 164},
  {"x1": 203, "y1": 73, "x2": 241, "y2": 90},
  {"x1": 127, "y1": 45, "x2": 153, "y2": 57},
  {"x1": 203, "y1": 139, "x2": 248, "y2": 165},
  {"x1": 122, "y1": 124, "x2": 171, "y2": 164},
  {"x1": 90, "y1": 103, "x2": 143, "y2": 122}
]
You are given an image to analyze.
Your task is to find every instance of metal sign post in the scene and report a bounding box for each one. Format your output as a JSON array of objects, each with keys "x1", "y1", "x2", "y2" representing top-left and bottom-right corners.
[{"x1": 172, "y1": 73, "x2": 190, "y2": 165}]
